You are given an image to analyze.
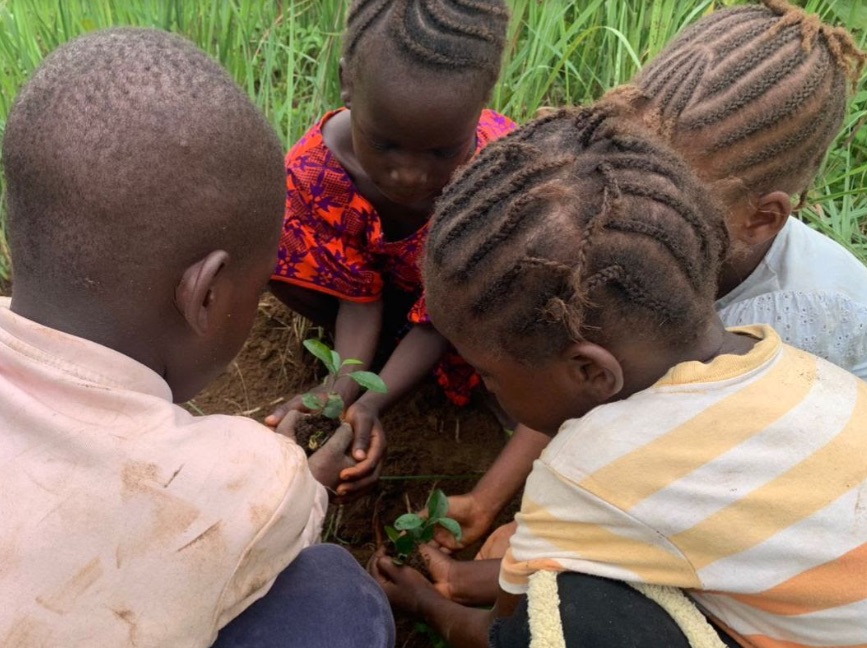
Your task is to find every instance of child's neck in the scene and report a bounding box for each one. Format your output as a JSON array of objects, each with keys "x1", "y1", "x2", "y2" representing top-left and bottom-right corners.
[
  {"x1": 615, "y1": 317, "x2": 757, "y2": 399},
  {"x1": 11, "y1": 282, "x2": 169, "y2": 379},
  {"x1": 716, "y1": 234, "x2": 778, "y2": 300}
]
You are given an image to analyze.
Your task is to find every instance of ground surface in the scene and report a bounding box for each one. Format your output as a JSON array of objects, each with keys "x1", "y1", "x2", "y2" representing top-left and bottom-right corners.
[{"x1": 192, "y1": 296, "x2": 517, "y2": 647}]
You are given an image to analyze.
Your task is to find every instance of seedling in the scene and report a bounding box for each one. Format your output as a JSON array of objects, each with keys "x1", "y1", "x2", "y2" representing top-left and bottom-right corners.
[
  {"x1": 296, "y1": 338, "x2": 387, "y2": 453},
  {"x1": 385, "y1": 489, "x2": 462, "y2": 565},
  {"x1": 301, "y1": 338, "x2": 387, "y2": 416}
]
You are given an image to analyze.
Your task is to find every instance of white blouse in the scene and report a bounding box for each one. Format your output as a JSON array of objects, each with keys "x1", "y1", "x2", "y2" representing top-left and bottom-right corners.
[{"x1": 716, "y1": 217, "x2": 867, "y2": 379}]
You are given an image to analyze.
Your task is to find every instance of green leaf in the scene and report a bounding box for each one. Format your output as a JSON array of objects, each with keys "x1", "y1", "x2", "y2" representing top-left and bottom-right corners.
[
  {"x1": 330, "y1": 349, "x2": 341, "y2": 372},
  {"x1": 303, "y1": 339, "x2": 337, "y2": 375},
  {"x1": 341, "y1": 358, "x2": 364, "y2": 366},
  {"x1": 385, "y1": 525, "x2": 401, "y2": 543},
  {"x1": 301, "y1": 392, "x2": 324, "y2": 411},
  {"x1": 395, "y1": 534, "x2": 416, "y2": 557},
  {"x1": 322, "y1": 393, "x2": 344, "y2": 419},
  {"x1": 349, "y1": 371, "x2": 388, "y2": 393},
  {"x1": 419, "y1": 525, "x2": 436, "y2": 543},
  {"x1": 426, "y1": 489, "x2": 448, "y2": 521},
  {"x1": 394, "y1": 513, "x2": 424, "y2": 531},
  {"x1": 437, "y1": 517, "x2": 463, "y2": 543}
]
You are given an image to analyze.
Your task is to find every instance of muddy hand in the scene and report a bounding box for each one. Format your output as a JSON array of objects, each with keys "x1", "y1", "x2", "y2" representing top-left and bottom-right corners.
[
  {"x1": 307, "y1": 422, "x2": 356, "y2": 492},
  {"x1": 417, "y1": 544, "x2": 462, "y2": 602},
  {"x1": 367, "y1": 546, "x2": 439, "y2": 615},
  {"x1": 273, "y1": 410, "x2": 305, "y2": 442},
  {"x1": 337, "y1": 401, "x2": 386, "y2": 497}
]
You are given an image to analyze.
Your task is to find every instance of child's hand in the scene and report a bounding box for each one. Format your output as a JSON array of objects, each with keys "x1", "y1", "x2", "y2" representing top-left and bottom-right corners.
[
  {"x1": 265, "y1": 386, "x2": 328, "y2": 427},
  {"x1": 277, "y1": 411, "x2": 356, "y2": 491},
  {"x1": 337, "y1": 400, "x2": 386, "y2": 497},
  {"x1": 367, "y1": 546, "x2": 441, "y2": 615},
  {"x1": 424, "y1": 492, "x2": 493, "y2": 551},
  {"x1": 417, "y1": 544, "x2": 464, "y2": 602}
]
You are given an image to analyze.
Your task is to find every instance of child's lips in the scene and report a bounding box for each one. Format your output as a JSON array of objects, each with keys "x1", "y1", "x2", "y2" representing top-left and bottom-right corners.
[{"x1": 380, "y1": 186, "x2": 438, "y2": 205}]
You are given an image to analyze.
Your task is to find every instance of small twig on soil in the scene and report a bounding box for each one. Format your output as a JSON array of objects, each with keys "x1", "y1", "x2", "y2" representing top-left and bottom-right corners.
[
  {"x1": 186, "y1": 400, "x2": 206, "y2": 416},
  {"x1": 322, "y1": 505, "x2": 346, "y2": 544},
  {"x1": 240, "y1": 396, "x2": 286, "y2": 417},
  {"x1": 372, "y1": 491, "x2": 387, "y2": 547},
  {"x1": 233, "y1": 360, "x2": 251, "y2": 413},
  {"x1": 454, "y1": 417, "x2": 461, "y2": 443}
]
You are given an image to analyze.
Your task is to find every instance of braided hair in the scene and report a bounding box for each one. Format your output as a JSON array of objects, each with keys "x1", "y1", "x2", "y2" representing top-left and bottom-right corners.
[
  {"x1": 604, "y1": 0, "x2": 866, "y2": 207},
  {"x1": 343, "y1": 0, "x2": 509, "y2": 88},
  {"x1": 423, "y1": 107, "x2": 730, "y2": 362}
]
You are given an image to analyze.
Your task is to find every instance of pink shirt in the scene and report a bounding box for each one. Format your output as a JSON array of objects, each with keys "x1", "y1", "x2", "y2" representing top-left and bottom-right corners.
[{"x1": 0, "y1": 298, "x2": 327, "y2": 647}]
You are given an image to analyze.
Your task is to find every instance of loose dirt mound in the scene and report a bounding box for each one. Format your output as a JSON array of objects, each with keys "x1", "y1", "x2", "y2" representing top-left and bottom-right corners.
[{"x1": 191, "y1": 296, "x2": 517, "y2": 646}]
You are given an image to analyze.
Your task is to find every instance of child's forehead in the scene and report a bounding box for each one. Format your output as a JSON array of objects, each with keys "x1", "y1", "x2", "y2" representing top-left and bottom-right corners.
[{"x1": 352, "y1": 69, "x2": 483, "y2": 146}]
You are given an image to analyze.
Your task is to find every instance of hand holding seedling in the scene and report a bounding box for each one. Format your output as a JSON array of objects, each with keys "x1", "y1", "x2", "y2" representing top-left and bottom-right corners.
[
  {"x1": 386, "y1": 489, "x2": 462, "y2": 565},
  {"x1": 423, "y1": 492, "x2": 492, "y2": 551},
  {"x1": 269, "y1": 339, "x2": 387, "y2": 462},
  {"x1": 367, "y1": 545, "x2": 440, "y2": 616},
  {"x1": 277, "y1": 410, "x2": 356, "y2": 492}
]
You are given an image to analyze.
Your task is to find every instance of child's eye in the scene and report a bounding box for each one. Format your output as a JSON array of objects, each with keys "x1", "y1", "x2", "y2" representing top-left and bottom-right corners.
[
  {"x1": 432, "y1": 146, "x2": 463, "y2": 159},
  {"x1": 368, "y1": 139, "x2": 393, "y2": 152}
]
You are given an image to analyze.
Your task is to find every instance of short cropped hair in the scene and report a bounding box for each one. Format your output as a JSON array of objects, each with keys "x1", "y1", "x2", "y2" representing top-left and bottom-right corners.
[{"x1": 3, "y1": 28, "x2": 285, "y2": 291}]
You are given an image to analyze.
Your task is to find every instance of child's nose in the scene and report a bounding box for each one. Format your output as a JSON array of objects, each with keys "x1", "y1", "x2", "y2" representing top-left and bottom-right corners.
[{"x1": 389, "y1": 165, "x2": 429, "y2": 187}]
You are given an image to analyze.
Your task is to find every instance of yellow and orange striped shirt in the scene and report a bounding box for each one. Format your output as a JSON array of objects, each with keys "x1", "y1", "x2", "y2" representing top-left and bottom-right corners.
[{"x1": 501, "y1": 325, "x2": 867, "y2": 648}]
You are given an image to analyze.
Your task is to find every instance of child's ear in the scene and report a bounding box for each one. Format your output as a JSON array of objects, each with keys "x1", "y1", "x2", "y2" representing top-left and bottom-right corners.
[
  {"x1": 174, "y1": 250, "x2": 230, "y2": 337},
  {"x1": 730, "y1": 190, "x2": 791, "y2": 246},
  {"x1": 339, "y1": 57, "x2": 352, "y2": 108},
  {"x1": 566, "y1": 342, "x2": 624, "y2": 402}
]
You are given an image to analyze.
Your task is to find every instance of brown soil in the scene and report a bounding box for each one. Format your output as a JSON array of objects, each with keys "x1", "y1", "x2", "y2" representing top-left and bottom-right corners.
[
  {"x1": 294, "y1": 412, "x2": 342, "y2": 455},
  {"x1": 190, "y1": 296, "x2": 519, "y2": 647}
]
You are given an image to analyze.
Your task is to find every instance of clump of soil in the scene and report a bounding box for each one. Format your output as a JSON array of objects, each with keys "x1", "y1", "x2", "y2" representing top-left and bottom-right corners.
[{"x1": 293, "y1": 412, "x2": 342, "y2": 456}]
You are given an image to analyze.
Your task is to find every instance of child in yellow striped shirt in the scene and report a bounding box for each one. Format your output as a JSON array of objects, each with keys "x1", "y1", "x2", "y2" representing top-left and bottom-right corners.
[
  {"x1": 368, "y1": 105, "x2": 867, "y2": 648},
  {"x1": 432, "y1": 0, "x2": 867, "y2": 573}
]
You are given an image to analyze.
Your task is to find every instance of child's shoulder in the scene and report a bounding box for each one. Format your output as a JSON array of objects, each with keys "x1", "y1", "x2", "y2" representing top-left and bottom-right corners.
[
  {"x1": 477, "y1": 108, "x2": 518, "y2": 146},
  {"x1": 286, "y1": 108, "x2": 349, "y2": 167},
  {"x1": 285, "y1": 108, "x2": 359, "y2": 197},
  {"x1": 767, "y1": 217, "x2": 867, "y2": 301}
]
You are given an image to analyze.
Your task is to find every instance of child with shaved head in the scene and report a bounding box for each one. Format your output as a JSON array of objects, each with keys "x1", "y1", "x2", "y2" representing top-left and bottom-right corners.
[{"x1": 0, "y1": 28, "x2": 393, "y2": 648}]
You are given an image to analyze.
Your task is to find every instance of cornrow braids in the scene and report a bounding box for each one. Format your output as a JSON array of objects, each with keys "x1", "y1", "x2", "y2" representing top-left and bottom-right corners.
[
  {"x1": 602, "y1": 0, "x2": 867, "y2": 205},
  {"x1": 423, "y1": 107, "x2": 730, "y2": 363},
  {"x1": 343, "y1": 0, "x2": 508, "y2": 88}
]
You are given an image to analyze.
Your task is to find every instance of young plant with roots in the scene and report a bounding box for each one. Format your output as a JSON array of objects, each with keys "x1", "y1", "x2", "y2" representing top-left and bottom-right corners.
[{"x1": 386, "y1": 489, "x2": 462, "y2": 566}]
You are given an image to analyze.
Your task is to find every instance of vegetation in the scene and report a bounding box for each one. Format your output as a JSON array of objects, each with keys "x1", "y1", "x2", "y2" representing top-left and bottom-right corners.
[
  {"x1": 0, "y1": 0, "x2": 865, "y2": 291},
  {"x1": 387, "y1": 488, "x2": 462, "y2": 565},
  {"x1": 301, "y1": 338, "x2": 387, "y2": 420}
]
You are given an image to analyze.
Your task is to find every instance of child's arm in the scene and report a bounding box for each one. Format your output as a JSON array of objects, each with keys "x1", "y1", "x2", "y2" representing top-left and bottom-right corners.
[
  {"x1": 434, "y1": 423, "x2": 550, "y2": 549},
  {"x1": 369, "y1": 549, "x2": 521, "y2": 648},
  {"x1": 337, "y1": 324, "x2": 450, "y2": 494}
]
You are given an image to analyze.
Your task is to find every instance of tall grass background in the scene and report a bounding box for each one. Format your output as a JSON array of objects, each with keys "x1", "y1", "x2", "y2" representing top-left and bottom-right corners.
[{"x1": 0, "y1": 0, "x2": 865, "y2": 290}]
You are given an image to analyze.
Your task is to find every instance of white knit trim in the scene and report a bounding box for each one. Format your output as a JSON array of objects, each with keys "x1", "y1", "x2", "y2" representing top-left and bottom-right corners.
[
  {"x1": 528, "y1": 571, "x2": 566, "y2": 648},
  {"x1": 629, "y1": 583, "x2": 727, "y2": 648}
]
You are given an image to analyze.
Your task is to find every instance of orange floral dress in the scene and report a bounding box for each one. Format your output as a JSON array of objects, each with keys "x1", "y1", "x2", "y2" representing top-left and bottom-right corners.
[{"x1": 273, "y1": 107, "x2": 516, "y2": 404}]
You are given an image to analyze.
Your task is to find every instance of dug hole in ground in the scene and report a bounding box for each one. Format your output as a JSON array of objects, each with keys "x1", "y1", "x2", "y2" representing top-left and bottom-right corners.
[{"x1": 189, "y1": 295, "x2": 520, "y2": 647}]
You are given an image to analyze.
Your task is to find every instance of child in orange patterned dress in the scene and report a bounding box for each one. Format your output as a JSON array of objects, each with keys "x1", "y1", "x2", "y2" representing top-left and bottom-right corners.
[{"x1": 267, "y1": 0, "x2": 516, "y2": 496}]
